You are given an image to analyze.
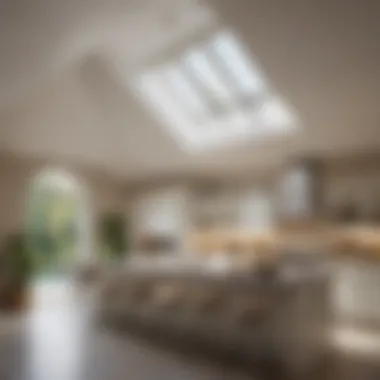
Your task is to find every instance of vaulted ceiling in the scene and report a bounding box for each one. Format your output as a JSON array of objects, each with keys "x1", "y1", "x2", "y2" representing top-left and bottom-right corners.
[{"x1": 0, "y1": 0, "x2": 379, "y2": 182}]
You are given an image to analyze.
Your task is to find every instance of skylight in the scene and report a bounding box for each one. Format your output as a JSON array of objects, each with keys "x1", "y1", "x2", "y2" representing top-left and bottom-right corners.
[{"x1": 132, "y1": 31, "x2": 297, "y2": 151}]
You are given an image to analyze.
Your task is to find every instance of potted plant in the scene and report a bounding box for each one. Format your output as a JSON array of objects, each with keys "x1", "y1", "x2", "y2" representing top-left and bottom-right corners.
[{"x1": 0, "y1": 232, "x2": 33, "y2": 311}]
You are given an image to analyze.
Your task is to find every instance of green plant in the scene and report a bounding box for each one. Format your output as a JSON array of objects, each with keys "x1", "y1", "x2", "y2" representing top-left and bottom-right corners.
[
  {"x1": 99, "y1": 213, "x2": 128, "y2": 259},
  {"x1": 0, "y1": 232, "x2": 34, "y2": 288}
]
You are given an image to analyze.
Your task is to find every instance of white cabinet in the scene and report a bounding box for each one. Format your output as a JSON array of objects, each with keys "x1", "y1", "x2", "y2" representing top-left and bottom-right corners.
[
  {"x1": 239, "y1": 189, "x2": 274, "y2": 231},
  {"x1": 132, "y1": 186, "x2": 191, "y2": 249},
  {"x1": 192, "y1": 184, "x2": 274, "y2": 231},
  {"x1": 279, "y1": 164, "x2": 314, "y2": 220}
]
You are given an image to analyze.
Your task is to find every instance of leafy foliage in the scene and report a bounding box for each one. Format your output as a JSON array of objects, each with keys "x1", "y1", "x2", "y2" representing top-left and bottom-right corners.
[
  {"x1": 99, "y1": 213, "x2": 127, "y2": 259},
  {"x1": 26, "y1": 185, "x2": 78, "y2": 275},
  {"x1": 0, "y1": 232, "x2": 33, "y2": 288}
]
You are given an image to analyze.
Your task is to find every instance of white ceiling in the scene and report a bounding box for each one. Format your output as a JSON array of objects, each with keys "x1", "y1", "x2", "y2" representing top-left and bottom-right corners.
[{"x1": 0, "y1": 0, "x2": 380, "y2": 182}]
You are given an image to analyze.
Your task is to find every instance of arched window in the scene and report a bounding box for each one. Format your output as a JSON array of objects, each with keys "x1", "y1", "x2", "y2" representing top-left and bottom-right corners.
[{"x1": 26, "y1": 168, "x2": 91, "y2": 278}]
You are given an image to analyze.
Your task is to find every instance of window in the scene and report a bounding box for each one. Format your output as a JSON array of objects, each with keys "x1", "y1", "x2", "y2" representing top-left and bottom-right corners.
[{"x1": 132, "y1": 30, "x2": 297, "y2": 151}]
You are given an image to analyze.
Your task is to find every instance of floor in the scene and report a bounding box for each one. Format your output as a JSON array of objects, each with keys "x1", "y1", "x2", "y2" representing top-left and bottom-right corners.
[
  {"x1": 0, "y1": 280, "x2": 252, "y2": 380},
  {"x1": 1, "y1": 279, "x2": 380, "y2": 380}
]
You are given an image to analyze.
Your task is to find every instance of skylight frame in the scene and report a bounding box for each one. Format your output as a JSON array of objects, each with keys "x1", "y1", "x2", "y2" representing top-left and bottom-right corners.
[{"x1": 131, "y1": 30, "x2": 297, "y2": 151}]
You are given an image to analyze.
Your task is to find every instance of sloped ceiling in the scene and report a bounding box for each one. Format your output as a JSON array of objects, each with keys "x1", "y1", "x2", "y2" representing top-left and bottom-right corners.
[{"x1": 0, "y1": 0, "x2": 379, "y2": 182}]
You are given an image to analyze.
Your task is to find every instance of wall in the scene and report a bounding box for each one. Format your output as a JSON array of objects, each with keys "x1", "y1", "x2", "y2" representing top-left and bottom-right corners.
[{"x1": 0, "y1": 153, "x2": 124, "y2": 258}]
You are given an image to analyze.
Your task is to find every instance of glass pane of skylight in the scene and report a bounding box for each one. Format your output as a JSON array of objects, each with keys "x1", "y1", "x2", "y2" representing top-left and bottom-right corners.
[
  {"x1": 136, "y1": 71, "x2": 198, "y2": 142},
  {"x1": 211, "y1": 32, "x2": 264, "y2": 95},
  {"x1": 163, "y1": 64, "x2": 210, "y2": 121},
  {"x1": 184, "y1": 48, "x2": 235, "y2": 113},
  {"x1": 138, "y1": 71, "x2": 187, "y2": 118}
]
